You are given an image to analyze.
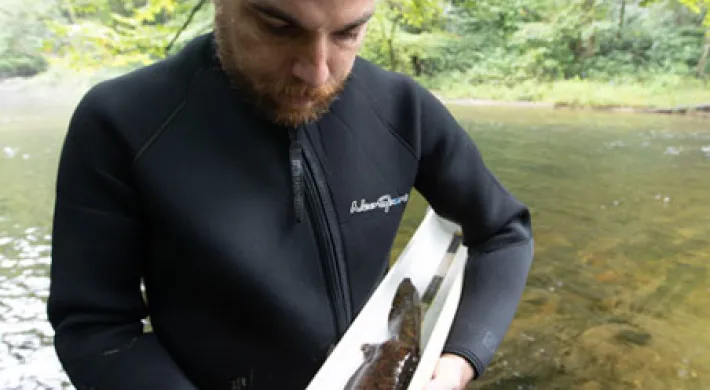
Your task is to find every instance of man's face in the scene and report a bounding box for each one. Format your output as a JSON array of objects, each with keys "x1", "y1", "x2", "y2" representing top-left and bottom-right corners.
[{"x1": 213, "y1": 0, "x2": 374, "y2": 127}]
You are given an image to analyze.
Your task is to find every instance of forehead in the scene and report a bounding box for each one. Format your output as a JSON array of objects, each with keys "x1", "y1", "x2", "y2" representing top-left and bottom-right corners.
[{"x1": 246, "y1": 0, "x2": 375, "y2": 30}]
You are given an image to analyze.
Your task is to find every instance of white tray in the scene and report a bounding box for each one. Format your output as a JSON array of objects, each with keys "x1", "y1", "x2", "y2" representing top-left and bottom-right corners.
[{"x1": 306, "y1": 207, "x2": 467, "y2": 390}]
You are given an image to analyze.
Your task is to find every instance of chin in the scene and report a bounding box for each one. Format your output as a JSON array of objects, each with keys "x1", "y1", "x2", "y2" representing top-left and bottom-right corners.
[
  {"x1": 270, "y1": 97, "x2": 339, "y2": 127},
  {"x1": 271, "y1": 111, "x2": 326, "y2": 127}
]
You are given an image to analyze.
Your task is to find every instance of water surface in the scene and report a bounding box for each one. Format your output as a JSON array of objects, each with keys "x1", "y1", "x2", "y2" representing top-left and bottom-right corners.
[
  {"x1": 1, "y1": 107, "x2": 71, "y2": 389},
  {"x1": 395, "y1": 106, "x2": 710, "y2": 390},
  {"x1": 1, "y1": 95, "x2": 708, "y2": 389}
]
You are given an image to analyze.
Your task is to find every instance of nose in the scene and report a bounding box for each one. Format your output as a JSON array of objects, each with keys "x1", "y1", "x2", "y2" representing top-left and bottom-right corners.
[{"x1": 292, "y1": 36, "x2": 330, "y2": 88}]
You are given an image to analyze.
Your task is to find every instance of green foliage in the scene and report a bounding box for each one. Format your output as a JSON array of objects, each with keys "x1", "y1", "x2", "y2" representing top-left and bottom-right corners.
[
  {"x1": 1, "y1": 0, "x2": 709, "y2": 104},
  {"x1": 360, "y1": 0, "x2": 449, "y2": 72},
  {"x1": 0, "y1": 0, "x2": 55, "y2": 78},
  {"x1": 676, "y1": 0, "x2": 710, "y2": 27},
  {"x1": 419, "y1": 0, "x2": 710, "y2": 85},
  {"x1": 44, "y1": 0, "x2": 214, "y2": 70},
  {"x1": 0, "y1": 54, "x2": 49, "y2": 78},
  {"x1": 359, "y1": 0, "x2": 710, "y2": 88}
]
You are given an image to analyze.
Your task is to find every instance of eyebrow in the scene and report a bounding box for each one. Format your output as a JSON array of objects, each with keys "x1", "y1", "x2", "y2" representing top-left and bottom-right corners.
[{"x1": 249, "y1": 2, "x2": 373, "y2": 32}]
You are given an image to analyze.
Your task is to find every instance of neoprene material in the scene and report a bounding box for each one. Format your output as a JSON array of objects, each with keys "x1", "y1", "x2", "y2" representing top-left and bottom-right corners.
[{"x1": 47, "y1": 32, "x2": 535, "y2": 390}]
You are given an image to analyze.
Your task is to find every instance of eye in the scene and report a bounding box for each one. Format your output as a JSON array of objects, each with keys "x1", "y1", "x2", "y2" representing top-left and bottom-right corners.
[
  {"x1": 258, "y1": 16, "x2": 298, "y2": 37},
  {"x1": 266, "y1": 23, "x2": 298, "y2": 37},
  {"x1": 334, "y1": 28, "x2": 360, "y2": 41}
]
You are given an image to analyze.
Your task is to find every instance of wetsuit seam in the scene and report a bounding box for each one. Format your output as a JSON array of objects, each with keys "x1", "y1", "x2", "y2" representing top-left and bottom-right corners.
[
  {"x1": 472, "y1": 236, "x2": 533, "y2": 256},
  {"x1": 349, "y1": 73, "x2": 418, "y2": 159},
  {"x1": 131, "y1": 66, "x2": 206, "y2": 167},
  {"x1": 327, "y1": 110, "x2": 412, "y2": 199}
]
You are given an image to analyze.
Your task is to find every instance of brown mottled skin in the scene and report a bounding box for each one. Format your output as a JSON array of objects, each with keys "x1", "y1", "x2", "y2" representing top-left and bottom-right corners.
[{"x1": 343, "y1": 277, "x2": 422, "y2": 390}]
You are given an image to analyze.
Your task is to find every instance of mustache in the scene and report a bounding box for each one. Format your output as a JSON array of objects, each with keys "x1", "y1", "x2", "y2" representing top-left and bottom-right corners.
[{"x1": 265, "y1": 80, "x2": 340, "y2": 101}]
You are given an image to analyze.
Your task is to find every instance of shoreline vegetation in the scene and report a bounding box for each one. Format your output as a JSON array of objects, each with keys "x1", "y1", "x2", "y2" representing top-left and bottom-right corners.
[
  {"x1": 3, "y1": 0, "x2": 710, "y2": 119},
  {"x1": 428, "y1": 79, "x2": 710, "y2": 118},
  {"x1": 3, "y1": 64, "x2": 709, "y2": 119},
  {"x1": 430, "y1": 80, "x2": 710, "y2": 118}
]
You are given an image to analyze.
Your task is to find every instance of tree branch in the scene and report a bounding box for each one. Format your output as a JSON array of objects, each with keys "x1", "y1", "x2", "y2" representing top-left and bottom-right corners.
[{"x1": 165, "y1": 0, "x2": 207, "y2": 55}]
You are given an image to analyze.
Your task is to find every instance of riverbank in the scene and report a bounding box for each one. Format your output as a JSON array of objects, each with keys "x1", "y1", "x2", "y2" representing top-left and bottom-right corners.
[
  {"x1": 0, "y1": 66, "x2": 111, "y2": 112},
  {"x1": 432, "y1": 95, "x2": 710, "y2": 118},
  {"x1": 3, "y1": 65, "x2": 709, "y2": 118},
  {"x1": 423, "y1": 74, "x2": 710, "y2": 118}
]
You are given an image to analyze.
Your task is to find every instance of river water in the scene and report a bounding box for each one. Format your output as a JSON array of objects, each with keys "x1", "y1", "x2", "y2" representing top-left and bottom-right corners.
[{"x1": 1, "y1": 86, "x2": 709, "y2": 389}]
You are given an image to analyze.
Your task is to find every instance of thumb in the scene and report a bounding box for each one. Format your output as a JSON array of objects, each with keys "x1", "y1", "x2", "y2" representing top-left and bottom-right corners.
[
  {"x1": 423, "y1": 377, "x2": 449, "y2": 390},
  {"x1": 424, "y1": 368, "x2": 460, "y2": 390},
  {"x1": 424, "y1": 361, "x2": 462, "y2": 390}
]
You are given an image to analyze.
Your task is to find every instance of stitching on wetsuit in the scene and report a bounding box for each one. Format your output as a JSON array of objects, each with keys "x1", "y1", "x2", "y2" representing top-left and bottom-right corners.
[
  {"x1": 327, "y1": 109, "x2": 413, "y2": 201},
  {"x1": 131, "y1": 65, "x2": 206, "y2": 166},
  {"x1": 349, "y1": 68, "x2": 419, "y2": 159},
  {"x1": 132, "y1": 99, "x2": 187, "y2": 165},
  {"x1": 471, "y1": 236, "x2": 534, "y2": 257}
]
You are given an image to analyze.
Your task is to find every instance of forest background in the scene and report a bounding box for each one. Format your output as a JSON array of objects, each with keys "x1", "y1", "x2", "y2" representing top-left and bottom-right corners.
[{"x1": 1, "y1": 0, "x2": 710, "y2": 109}]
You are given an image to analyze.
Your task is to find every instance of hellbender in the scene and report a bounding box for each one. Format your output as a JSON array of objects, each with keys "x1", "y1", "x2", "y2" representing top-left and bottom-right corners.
[{"x1": 343, "y1": 277, "x2": 422, "y2": 390}]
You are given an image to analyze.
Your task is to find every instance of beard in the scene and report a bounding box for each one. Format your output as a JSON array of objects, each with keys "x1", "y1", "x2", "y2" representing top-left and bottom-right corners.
[{"x1": 212, "y1": 3, "x2": 347, "y2": 128}]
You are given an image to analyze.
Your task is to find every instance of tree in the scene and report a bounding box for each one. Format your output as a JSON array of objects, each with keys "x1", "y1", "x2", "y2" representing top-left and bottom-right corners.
[
  {"x1": 641, "y1": 0, "x2": 710, "y2": 77},
  {"x1": 45, "y1": 0, "x2": 213, "y2": 69},
  {"x1": 677, "y1": 0, "x2": 710, "y2": 76}
]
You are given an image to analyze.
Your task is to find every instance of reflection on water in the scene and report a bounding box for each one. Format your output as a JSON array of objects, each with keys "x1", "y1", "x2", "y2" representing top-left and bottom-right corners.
[
  {"x1": 397, "y1": 107, "x2": 710, "y2": 390},
  {"x1": 1, "y1": 101, "x2": 709, "y2": 389},
  {"x1": 0, "y1": 110, "x2": 71, "y2": 389},
  {"x1": 0, "y1": 229, "x2": 67, "y2": 389}
]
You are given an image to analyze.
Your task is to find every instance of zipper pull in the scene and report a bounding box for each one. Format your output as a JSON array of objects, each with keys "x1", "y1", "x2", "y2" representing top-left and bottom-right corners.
[{"x1": 288, "y1": 127, "x2": 304, "y2": 223}]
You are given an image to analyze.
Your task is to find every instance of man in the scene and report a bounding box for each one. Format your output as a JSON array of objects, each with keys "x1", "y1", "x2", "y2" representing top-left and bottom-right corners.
[{"x1": 47, "y1": 0, "x2": 534, "y2": 388}]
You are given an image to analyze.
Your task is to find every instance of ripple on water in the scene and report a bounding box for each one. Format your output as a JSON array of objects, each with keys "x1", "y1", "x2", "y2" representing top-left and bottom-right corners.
[
  {"x1": 0, "y1": 231, "x2": 72, "y2": 389},
  {"x1": 0, "y1": 346, "x2": 70, "y2": 390},
  {"x1": 664, "y1": 146, "x2": 682, "y2": 156},
  {"x1": 604, "y1": 140, "x2": 626, "y2": 149}
]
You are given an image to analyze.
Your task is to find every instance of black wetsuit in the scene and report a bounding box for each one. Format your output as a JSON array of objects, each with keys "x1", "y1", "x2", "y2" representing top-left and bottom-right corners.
[{"x1": 47, "y1": 32, "x2": 534, "y2": 390}]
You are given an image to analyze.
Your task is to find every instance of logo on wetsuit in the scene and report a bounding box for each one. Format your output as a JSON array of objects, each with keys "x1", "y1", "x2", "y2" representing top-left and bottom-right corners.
[{"x1": 350, "y1": 193, "x2": 409, "y2": 214}]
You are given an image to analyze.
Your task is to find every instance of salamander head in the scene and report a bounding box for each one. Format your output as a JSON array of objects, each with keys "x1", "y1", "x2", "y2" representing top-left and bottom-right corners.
[
  {"x1": 390, "y1": 278, "x2": 420, "y2": 319},
  {"x1": 388, "y1": 277, "x2": 422, "y2": 348}
]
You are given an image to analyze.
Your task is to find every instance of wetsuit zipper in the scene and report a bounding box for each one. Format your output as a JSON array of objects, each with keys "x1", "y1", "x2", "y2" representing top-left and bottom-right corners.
[{"x1": 288, "y1": 125, "x2": 353, "y2": 337}]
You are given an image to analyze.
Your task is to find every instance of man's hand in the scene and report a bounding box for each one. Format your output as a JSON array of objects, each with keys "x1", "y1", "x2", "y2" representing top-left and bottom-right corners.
[{"x1": 423, "y1": 353, "x2": 476, "y2": 390}]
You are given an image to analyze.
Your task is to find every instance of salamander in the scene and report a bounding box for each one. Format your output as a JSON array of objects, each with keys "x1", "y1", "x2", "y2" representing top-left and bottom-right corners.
[{"x1": 343, "y1": 277, "x2": 422, "y2": 390}]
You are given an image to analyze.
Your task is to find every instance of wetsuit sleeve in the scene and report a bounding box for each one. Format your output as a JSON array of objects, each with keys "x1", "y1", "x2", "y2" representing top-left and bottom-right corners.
[
  {"x1": 47, "y1": 90, "x2": 197, "y2": 389},
  {"x1": 413, "y1": 89, "x2": 535, "y2": 379}
]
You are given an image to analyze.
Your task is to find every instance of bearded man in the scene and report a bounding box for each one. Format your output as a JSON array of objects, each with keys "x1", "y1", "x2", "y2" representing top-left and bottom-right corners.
[{"x1": 46, "y1": 0, "x2": 535, "y2": 389}]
